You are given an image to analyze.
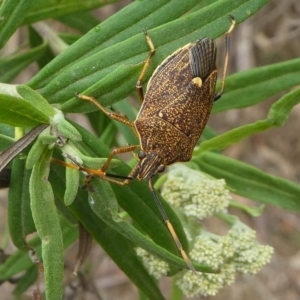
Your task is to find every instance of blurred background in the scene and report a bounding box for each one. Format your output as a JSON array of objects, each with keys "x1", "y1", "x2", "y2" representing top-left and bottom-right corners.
[{"x1": 0, "y1": 0, "x2": 300, "y2": 299}]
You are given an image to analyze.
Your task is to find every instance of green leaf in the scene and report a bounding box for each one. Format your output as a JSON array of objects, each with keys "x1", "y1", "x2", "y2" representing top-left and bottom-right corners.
[
  {"x1": 56, "y1": 11, "x2": 100, "y2": 33},
  {"x1": 0, "y1": 42, "x2": 48, "y2": 83},
  {"x1": 0, "y1": 224, "x2": 77, "y2": 280},
  {"x1": 112, "y1": 99, "x2": 139, "y2": 146},
  {"x1": 192, "y1": 152, "x2": 300, "y2": 211},
  {"x1": 98, "y1": 121, "x2": 118, "y2": 147},
  {"x1": 196, "y1": 88, "x2": 300, "y2": 153},
  {"x1": 55, "y1": 118, "x2": 82, "y2": 141},
  {"x1": 0, "y1": 123, "x2": 14, "y2": 137},
  {"x1": 90, "y1": 177, "x2": 202, "y2": 271},
  {"x1": 17, "y1": 85, "x2": 55, "y2": 118},
  {"x1": 8, "y1": 156, "x2": 35, "y2": 250},
  {"x1": 0, "y1": 84, "x2": 50, "y2": 127},
  {"x1": 29, "y1": 147, "x2": 64, "y2": 300},
  {"x1": 22, "y1": 0, "x2": 119, "y2": 25},
  {"x1": 0, "y1": 237, "x2": 41, "y2": 280},
  {"x1": 26, "y1": 139, "x2": 48, "y2": 170},
  {"x1": 0, "y1": 134, "x2": 15, "y2": 151},
  {"x1": 58, "y1": 32, "x2": 81, "y2": 45},
  {"x1": 64, "y1": 165, "x2": 79, "y2": 206},
  {"x1": 13, "y1": 265, "x2": 38, "y2": 295},
  {"x1": 0, "y1": 124, "x2": 14, "y2": 151},
  {"x1": 29, "y1": 26, "x2": 55, "y2": 69},
  {"x1": 0, "y1": 237, "x2": 40, "y2": 281},
  {"x1": 49, "y1": 165, "x2": 166, "y2": 300},
  {"x1": 0, "y1": 0, "x2": 35, "y2": 50},
  {"x1": 28, "y1": 0, "x2": 268, "y2": 113},
  {"x1": 213, "y1": 57, "x2": 300, "y2": 113},
  {"x1": 28, "y1": 0, "x2": 201, "y2": 90}
]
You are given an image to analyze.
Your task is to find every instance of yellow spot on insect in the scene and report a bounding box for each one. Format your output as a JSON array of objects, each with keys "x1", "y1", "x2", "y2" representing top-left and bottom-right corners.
[
  {"x1": 158, "y1": 111, "x2": 163, "y2": 118},
  {"x1": 192, "y1": 77, "x2": 202, "y2": 87}
]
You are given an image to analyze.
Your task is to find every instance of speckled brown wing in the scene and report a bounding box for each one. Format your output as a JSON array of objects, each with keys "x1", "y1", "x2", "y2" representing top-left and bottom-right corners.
[{"x1": 137, "y1": 44, "x2": 192, "y2": 118}]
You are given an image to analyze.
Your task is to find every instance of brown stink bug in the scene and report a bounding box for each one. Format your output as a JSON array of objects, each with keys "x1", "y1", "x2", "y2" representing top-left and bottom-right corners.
[{"x1": 61, "y1": 15, "x2": 236, "y2": 273}]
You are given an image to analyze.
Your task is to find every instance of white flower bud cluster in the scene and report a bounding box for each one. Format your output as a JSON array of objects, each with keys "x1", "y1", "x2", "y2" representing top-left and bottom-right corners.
[
  {"x1": 135, "y1": 223, "x2": 273, "y2": 297},
  {"x1": 177, "y1": 264, "x2": 236, "y2": 297},
  {"x1": 177, "y1": 223, "x2": 273, "y2": 297},
  {"x1": 190, "y1": 235, "x2": 224, "y2": 269},
  {"x1": 227, "y1": 223, "x2": 274, "y2": 275},
  {"x1": 161, "y1": 165, "x2": 231, "y2": 219},
  {"x1": 135, "y1": 248, "x2": 170, "y2": 279}
]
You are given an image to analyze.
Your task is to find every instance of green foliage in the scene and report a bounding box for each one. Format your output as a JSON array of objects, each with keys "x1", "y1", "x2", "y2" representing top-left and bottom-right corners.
[{"x1": 0, "y1": 0, "x2": 299, "y2": 299}]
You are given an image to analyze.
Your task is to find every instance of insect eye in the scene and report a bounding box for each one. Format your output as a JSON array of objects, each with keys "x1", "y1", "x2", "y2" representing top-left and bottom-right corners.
[
  {"x1": 138, "y1": 151, "x2": 146, "y2": 160},
  {"x1": 157, "y1": 165, "x2": 165, "y2": 173}
]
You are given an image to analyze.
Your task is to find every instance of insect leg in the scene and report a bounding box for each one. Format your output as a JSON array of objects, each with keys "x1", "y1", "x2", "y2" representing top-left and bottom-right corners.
[
  {"x1": 136, "y1": 30, "x2": 156, "y2": 103},
  {"x1": 214, "y1": 15, "x2": 236, "y2": 101},
  {"x1": 148, "y1": 178, "x2": 197, "y2": 274},
  {"x1": 81, "y1": 145, "x2": 140, "y2": 185},
  {"x1": 52, "y1": 151, "x2": 136, "y2": 186},
  {"x1": 76, "y1": 93, "x2": 138, "y2": 136},
  {"x1": 100, "y1": 145, "x2": 140, "y2": 172}
]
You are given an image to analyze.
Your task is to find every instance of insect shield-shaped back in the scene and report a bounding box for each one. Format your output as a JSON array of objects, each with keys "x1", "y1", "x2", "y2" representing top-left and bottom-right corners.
[{"x1": 134, "y1": 38, "x2": 217, "y2": 180}]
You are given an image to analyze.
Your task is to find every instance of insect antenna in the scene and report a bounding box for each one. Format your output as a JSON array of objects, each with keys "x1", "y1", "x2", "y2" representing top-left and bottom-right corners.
[
  {"x1": 214, "y1": 14, "x2": 236, "y2": 100},
  {"x1": 148, "y1": 178, "x2": 197, "y2": 274}
]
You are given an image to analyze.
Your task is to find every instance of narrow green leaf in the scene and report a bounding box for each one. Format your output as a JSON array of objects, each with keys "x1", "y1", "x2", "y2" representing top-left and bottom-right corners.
[
  {"x1": 0, "y1": 237, "x2": 41, "y2": 280},
  {"x1": 0, "y1": 134, "x2": 15, "y2": 150},
  {"x1": 88, "y1": 178, "x2": 212, "y2": 272},
  {"x1": 0, "y1": 42, "x2": 48, "y2": 83},
  {"x1": 49, "y1": 165, "x2": 166, "y2": 300},
  {"x1": 31, "y1": 22, "x2": 69, "y2": 55},
  {"x1": 17, "y1": 85, "x2": 55, "y2": 118},
  {"x1": 196, "y1": 88, "x2": 300, "y2": 153},
  {"x1": 0, "y1": 224, "x2": 77, "y2": 280},
  {"x1": 64, "y1": 165, "x2": 79, "y2": 206},
  {"x1": 56, "y1": 11, "x2": 100, "y2": 33},
  {"x1": 28, "y1": 0, "x2": 268, "y2": 113},
  {"x1": 26, "y1": 139, "x2": 48, "y2": 170},
  {"x1": 8, "y1": 156, "x2": 35, "y2": 250},
  {"x1": 56, "y1": 118, "x2": 82, "y2": 141},
  {"x1": 13, "y1": 265, "x2": 38, "y2": 295},
  {"x1": 29, "y1": 26, "x2": 55, "y2": 69},
  {"x1": 59, "y1": 32, "x2": 81, "y2": 45},
  {"x1": 0, "y1": 123, "x2": 14, "y2": 137},
  {"x1": 87, "y1": 177, "x2": 181, "y2": 270},
  {"x1": 0, "y1": 0, "x2": 35, "y2": 50},
  {"x1": 98, "y1": 121, "x2": 118, "y2": 147},
  {"x1": 0, "y1": 123, "x2": 15, "y2": 151},
  {"x1": 22, "y1": 0, "x2": 119, "y2": 25},
  {"x1": 113, "y1": 99, "x2": 139, "y2": 145},
  {"x1": 29, "y1": 148, "x2": 64, "y2": 300},
  {"x1": 213, "y1": 57, "x2": 300, "y2": 113},
  {"x1": 0, "y1": 84, "x2": 50, "y2": 127},
  {"x1": 28, "y1": 0, "x2": 203, "y2": 90},
  {"x1": 192, "y1": 152, "x2": 300, "y2": 211}
]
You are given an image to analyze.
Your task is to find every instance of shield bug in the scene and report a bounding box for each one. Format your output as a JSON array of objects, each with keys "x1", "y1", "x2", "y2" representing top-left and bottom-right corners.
[{"x1": 64, "y1": 15, "x2": 236, "y2": 273}]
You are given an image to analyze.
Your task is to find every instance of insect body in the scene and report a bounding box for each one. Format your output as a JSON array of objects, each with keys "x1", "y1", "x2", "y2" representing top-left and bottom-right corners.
[
  {"x1": 135, "y1": 37, "x2": 218, "y2": 180},
  {"x1": 72, "y1": 15, "x2": 236, "y2": 273}
]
